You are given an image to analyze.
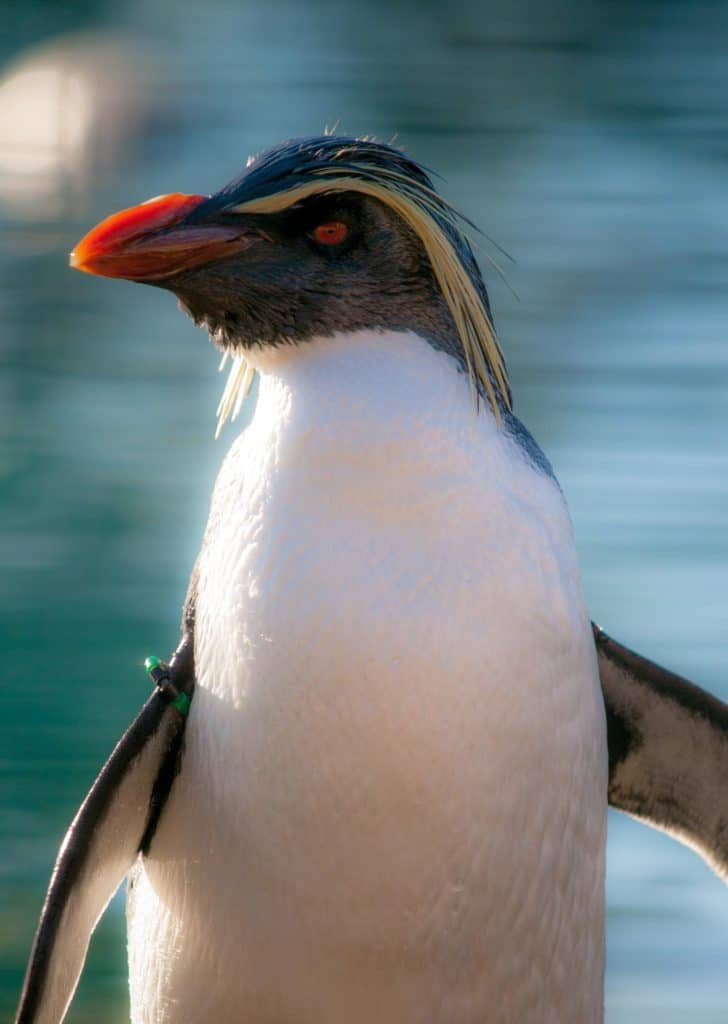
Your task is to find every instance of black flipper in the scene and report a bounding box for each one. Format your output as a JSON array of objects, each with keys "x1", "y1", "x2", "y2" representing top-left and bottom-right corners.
[
  {"x1": 14, "y1": 572, "x2": 197, "y2": 1024},
  {"x1": 596, "y1": 623, "x2": 728, "y2": 880}
]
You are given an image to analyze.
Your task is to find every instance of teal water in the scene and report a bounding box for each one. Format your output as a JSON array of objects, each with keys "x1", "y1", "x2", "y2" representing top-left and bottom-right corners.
[{"x1": 1, "y1": 0, "x2": 728, "y2": 1020}]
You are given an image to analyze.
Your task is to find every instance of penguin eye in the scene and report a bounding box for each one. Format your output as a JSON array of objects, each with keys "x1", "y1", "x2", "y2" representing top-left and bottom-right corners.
[{"x1": 311, "y1": 221, "x2": 348, "y2": 246}]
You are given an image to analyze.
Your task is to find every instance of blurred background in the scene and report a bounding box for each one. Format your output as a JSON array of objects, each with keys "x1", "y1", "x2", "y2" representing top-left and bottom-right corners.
[{"x1": 1, "y1": 0, "x2": 727, "y2": 1020}]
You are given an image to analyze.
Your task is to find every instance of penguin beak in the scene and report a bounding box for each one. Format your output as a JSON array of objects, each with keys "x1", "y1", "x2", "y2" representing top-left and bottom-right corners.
[{"x1": 70, "y1": 193, "x2": 259, "y2": 282}]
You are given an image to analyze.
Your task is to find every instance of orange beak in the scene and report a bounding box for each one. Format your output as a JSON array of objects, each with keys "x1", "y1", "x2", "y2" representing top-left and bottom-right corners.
[{"x1": 70, "y1": 193, "x2": 257, "y2": 281}]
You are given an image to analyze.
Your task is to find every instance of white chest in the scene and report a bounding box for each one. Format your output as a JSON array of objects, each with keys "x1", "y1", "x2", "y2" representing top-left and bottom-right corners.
[{"x1": 129, "y1": 332, "x2": 607, "y2": 1023}]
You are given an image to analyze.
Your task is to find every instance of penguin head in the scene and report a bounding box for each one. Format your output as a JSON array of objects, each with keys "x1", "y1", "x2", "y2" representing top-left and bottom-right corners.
[{"x1": 71, "y1": 136, "x2": 510, "y2": 427}]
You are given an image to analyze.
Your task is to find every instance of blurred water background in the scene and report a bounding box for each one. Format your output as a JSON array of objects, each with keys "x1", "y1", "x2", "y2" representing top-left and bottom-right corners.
[{"x1": 1, "y1": 0, "x2": 727, "y2": 1020}]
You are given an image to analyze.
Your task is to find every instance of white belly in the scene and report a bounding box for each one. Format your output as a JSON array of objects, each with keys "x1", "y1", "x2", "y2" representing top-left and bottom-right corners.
[{"x1": 127, "y1": 332, "x2": 607, "y2": 1023}]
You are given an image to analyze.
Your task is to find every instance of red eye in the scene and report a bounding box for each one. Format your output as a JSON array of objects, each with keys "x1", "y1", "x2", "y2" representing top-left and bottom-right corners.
[{"x1": 312, "y1": 221, "x2": 348, "y2": 245}]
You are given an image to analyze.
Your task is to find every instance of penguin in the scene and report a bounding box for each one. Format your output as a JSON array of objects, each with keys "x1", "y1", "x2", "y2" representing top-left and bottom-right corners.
[{"x1": 14, "y1": 136, "x2": 728, "y2": 1024}]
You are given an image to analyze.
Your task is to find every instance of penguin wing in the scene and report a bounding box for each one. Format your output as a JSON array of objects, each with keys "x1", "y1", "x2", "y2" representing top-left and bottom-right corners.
[
  {"x1": 15, "y1": 565, "x2": 198, "y2": 1024},
  {"x1": 15, "y1": 689, "x2": 186, "y2": 1024},
  {"x1": 596, "y1": 623, "x2": 728, "y2": 880}
]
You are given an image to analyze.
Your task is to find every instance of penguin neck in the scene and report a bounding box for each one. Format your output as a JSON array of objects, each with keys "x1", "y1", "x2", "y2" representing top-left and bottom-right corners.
[{"x1": 239, "y1": 329, "x2": 501, "y2": 462}]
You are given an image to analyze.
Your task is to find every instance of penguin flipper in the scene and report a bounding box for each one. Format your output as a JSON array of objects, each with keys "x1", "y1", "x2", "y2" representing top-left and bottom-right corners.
[
  {"x1": 14, "y1": 634, "x2": 194, "y2": 1024},
  {"x1": 595, "y1": 623, "x2": 728, "y2": 880}
]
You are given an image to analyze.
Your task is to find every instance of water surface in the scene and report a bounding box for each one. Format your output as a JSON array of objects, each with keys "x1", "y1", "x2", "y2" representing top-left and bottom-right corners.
[{"x1": 1, "y1": 0, "x2": 727, "y2": 1019}]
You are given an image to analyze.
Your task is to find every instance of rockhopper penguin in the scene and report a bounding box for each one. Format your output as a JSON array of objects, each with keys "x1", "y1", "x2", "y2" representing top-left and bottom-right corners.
[{"x1": 15, "y1": 136, "x2": 728, "y2": 1024}]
